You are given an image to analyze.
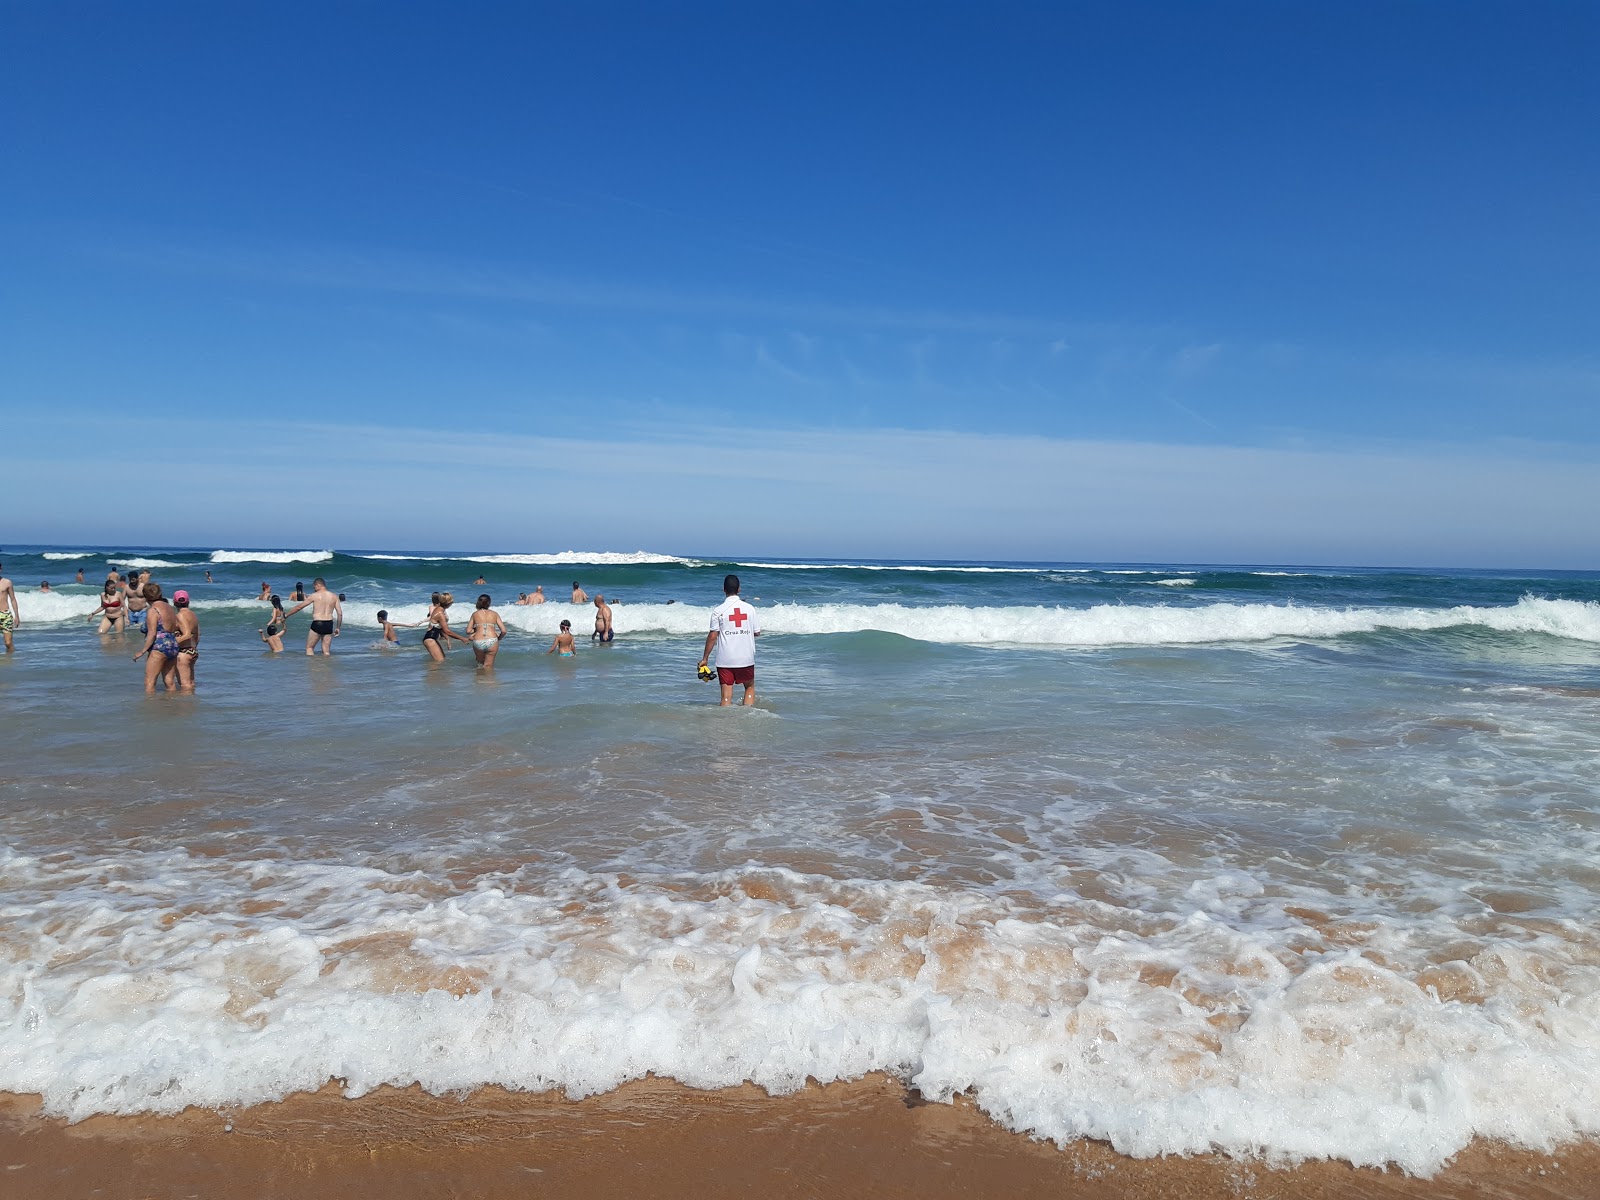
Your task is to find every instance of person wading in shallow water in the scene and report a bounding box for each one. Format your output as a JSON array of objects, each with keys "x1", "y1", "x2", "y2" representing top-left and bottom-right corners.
[
  {"x1": 699, "y1": 574, "x2": 761, "y2": 707},
  {"x1": 172, "y1": 590, "x2": 201, "y2": 691},
  {"x1": 592, "y1": 594, "x2": 613, "y2": 643},
  {"x1": 285, "y1": 578, "x2": 342, "y2": 655},
  {"x1": 132, "y1": 583, "x2": 180, "y2": 693},
  {"x1": 0, "y1": 563, "x2": 18, "y2": 653}
]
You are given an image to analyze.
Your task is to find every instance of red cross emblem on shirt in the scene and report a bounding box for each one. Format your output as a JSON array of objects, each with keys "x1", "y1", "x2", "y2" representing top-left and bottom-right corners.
[{"x1": 728, "y1": 607, "x2": 748, "y2": 628}]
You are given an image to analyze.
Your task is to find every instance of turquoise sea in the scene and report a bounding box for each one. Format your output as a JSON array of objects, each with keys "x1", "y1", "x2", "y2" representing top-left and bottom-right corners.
[{"x1": 3, "y1": 545, "x2": 1598, "y2": 1174}]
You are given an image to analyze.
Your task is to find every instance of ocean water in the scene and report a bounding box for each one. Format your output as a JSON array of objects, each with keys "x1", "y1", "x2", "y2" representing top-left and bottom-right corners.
[{"x1": 3, "y1": 546, "x2": 1599, "y2": 1174}]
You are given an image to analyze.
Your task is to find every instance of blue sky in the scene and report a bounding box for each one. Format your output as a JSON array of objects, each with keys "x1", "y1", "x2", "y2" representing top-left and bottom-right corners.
[{"x1": 3, "y1": 3, "x2": 1597, "y2": 564}]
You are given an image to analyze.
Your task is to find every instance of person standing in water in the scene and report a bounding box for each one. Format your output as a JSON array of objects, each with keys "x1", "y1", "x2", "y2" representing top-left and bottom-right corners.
[
  {"x1": 284, "y1": 578, "x2": 342, "y2": 655},
  {"x1": 259, "y1": 594, "x2": 288, "y2": 652},
  {"x1": 529, "y1": 586, "x2": 546, "y2": 604},
  {"x1": 421, "y1": 592, "x2": 468, "y2": 662},
  {"x1": 592, "y1": 594, "x2": 614, "y2": 643},
  {"x1": 132, "y1": 583, "x2": 180, "y2": 693},
  {"x1": 89, "y1": 580, "x2": 126, "y2": 634},
  {"x1": 75, "y1": 569, "x2": 85, "y2": 584},
  {"x1": 172, "y1": 590, "x2": 201, "y2": 691},
  {"x1": 571, "y1": 581, "x2": 588, "y2": 604},
  {"x1": 547, "y1": 619, "x2": 577, "y2": 657},
  {"x1": 464, "y1": 594, "x2": 507, "y2": 669},
  {"x1": 0, "y1": 563, "x2": 18, "y2": 653},
  {"x1": 699, "y1": 574, "x2": 761, "y2": 707},
  {"x1": 124, "y1": 571, "x2": 151, "y2": 633}
]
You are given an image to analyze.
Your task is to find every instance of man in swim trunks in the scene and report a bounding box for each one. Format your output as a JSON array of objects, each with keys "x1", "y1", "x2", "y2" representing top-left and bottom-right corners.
[
  {"x1": 0, "y1": 564, "x2": 17, "y2": 653},
  {"x1": 699, "y1": 574, "x2": 761, "y2": 707},
  {"x1": 592, "y1": 594, "x2": 614, "y2": 642},
  {"x1": 124, "y1": 571, "x2": 151, "y2": 632},
  {"x1": 571, "y1": 581, "x2": 588, "y2": 604},
  {"x1": 284, "y1": 577, "x2": 343, "y2": 655},
  {"x1": 530, "y1": 586, "x2": 546, "y2": 604}
]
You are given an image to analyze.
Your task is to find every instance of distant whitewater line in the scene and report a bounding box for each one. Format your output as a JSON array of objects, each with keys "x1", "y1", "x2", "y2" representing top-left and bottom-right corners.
[
  {"x1": 358, "y1": 550, "x2": 698, "y2": 566},
  {"x1": 23, "y1": 593, "x2": 1600, "y2": 646},
  {"x1": 330, "y1": 596, "x2": 1600, "y2": 648},
  {"x1": 210, "y1": 550, "x2": 335, "y2": 565}
]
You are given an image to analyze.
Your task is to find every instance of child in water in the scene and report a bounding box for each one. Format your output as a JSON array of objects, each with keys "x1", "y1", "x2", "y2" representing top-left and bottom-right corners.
[
  {"x1": 546, "y1": 619, "x2": 577, "y2": 657},
  {"x1": 375, "y1": 609, "x2": 416, "y2": 646},
  {"x1": 258, "y1": 594, "x2": 287, "y2": 653}
]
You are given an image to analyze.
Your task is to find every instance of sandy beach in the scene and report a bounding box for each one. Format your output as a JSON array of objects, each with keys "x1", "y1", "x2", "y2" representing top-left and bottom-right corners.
[{"x1": 3, "y1": 1076, "x2": 1594, "y2": 1199}]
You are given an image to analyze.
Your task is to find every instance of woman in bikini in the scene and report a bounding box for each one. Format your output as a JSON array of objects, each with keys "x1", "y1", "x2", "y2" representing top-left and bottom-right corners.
[
  {"x1": 421, "y1": 592, "x2": 468, "y2": 663},
  {"x1": 132, "y1": 583, "x2": 181, "y2": 694},
  {"x1": 464, "y1": 594, "x2": 507, "y2": 670},
  {"x1": 173, "y1": 590, "x2": 201, "y2": 692},
  {"x1": 259, "y1": 594, "x2": 287, "y2": 652},
  {"x1": 90, "y1": 580, "x2": 126, "y2": 634}
]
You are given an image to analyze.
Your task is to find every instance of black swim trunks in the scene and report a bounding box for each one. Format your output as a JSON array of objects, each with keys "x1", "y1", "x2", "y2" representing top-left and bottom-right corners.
[{"x1": 311, "y1": 619, "x2": 335, "y2": 636}]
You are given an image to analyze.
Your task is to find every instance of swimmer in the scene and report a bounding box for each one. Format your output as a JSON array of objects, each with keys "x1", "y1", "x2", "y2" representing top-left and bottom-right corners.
[
  {"x1": 0, "y1": 563, "x2": 18, "y2": 653},
  {"x1": 284, "y1": 577, "x2": 342, "y2": 655},
  {"x1": 421, "y1": 592, "x2": 469, "y2": 662},
  {"x1": 529, "y1": 585, "x2": 546, "y2": 605},
  {"x1": 473, "y1": 574, "x2": 487, "y2": 586},
  {"x1": 132, "y1": 583, "x2": 180, "y2": 693},
  {"x1": 289, "y1": 581, "x2": 307, "y2": 602},
  {"x1": 172, "y1": 590, "x2": 200, "y2": 691},
  {"x1": 592, "y1": 593, "x2": 614, "y2": 643},
  {"x1": 259, "y1": 594, "x2": 287, "y2": 652},
  {"x1": 514, "y1": 592, "x2": 528, "y2": 605},
  {"x1": 204, "y1": 571, "x2": 214, "y2": 584},
  {"x1": 75, "y1": 569, "x2": 85, "y2": 584},
  {"x1": 257, "y1": 582, "x2": 272, "y2": 601},
  {"x1": 464, "y1": 594, "x2": 507, "y2": 669},
  {"x1": 547, "y1": 619, "x2": 577, "y2": 657},
  {"x1": 39, "y1": 581, "x2": 51, "y2": 593},
  {"x1": 571, "y1": 581, "x2": 588, "y2": 604},
  {"x1": 375, "y1": 609, "x2": 417, "y2": 644},
  {"x1": 89, "y1": 580, "x2": 127, "y2": 634}
]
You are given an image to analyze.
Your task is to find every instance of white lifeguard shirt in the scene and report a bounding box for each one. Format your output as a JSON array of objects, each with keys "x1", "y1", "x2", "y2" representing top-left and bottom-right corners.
[{"x1": 710, "y1": 595, "x2": 760, "y2": 667}]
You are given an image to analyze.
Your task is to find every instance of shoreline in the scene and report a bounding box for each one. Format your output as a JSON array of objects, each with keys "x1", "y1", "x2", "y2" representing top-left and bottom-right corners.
[{"x1": 2, "y1": 1075, "x2": 1592, "y2": 1199}]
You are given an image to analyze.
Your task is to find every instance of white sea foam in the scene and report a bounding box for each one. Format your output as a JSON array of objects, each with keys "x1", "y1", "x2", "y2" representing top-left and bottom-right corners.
[
  {"x1": 333, "y1": 595, "x2": 1600, "y2": 648},
  {"x1": 732, "y1": 562, "x2": 1054, "y2": 574},
  {"x1": 4, "y1": 591, "x2": 105, "y2": 623},
  {"x1": 468, "y1": 551, "x2": 697, "y2": 566},
  {"x1": 209, "y1": 550, "x2": 335, "y2": 564},
  {"x1": 354, "y1": 550, "x2": 697, "y2": 566},
  {"x1": 108, "y1": 557, "x2": 185, "y2": 570},
  {"x1": 0, "y1": 847, "x2": 1595, "y2": 1173},
  {"x1": 24, "y1": 592, "x2": 1600, "y2": 649},
  {"x1": 41, "y1": 552, "x2": 89, "y2": 561},
  {"x1": 1153, "y1": 577, "x2": 1197, "y2": 586}
]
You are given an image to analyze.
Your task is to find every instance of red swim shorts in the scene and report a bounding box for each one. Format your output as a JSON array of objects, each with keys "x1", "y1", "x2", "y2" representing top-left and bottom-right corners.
[{"x1": 717, "y1": 665, "x2": 755, "y2": 686}]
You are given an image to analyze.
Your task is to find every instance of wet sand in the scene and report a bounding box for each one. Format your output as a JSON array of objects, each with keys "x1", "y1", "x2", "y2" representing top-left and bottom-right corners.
[{"x1": 2, "y1": 1075, "x2": 1592, "y2": 1199}]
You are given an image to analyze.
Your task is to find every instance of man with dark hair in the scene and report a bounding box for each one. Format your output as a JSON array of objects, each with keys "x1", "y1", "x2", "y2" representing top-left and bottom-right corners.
[{"x1": 699, "y1": 574, "x2": 761, "y2": 707}]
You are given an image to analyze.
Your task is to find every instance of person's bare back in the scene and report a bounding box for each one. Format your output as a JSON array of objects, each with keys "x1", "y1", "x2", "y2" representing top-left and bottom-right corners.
[{"x1": 286, "y1": 578, "x2": 343, "y2": 655}]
